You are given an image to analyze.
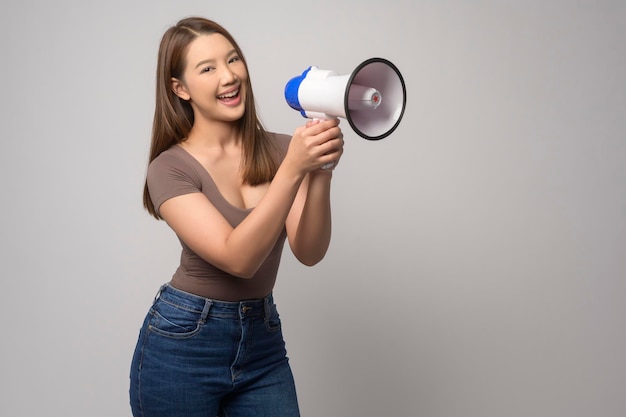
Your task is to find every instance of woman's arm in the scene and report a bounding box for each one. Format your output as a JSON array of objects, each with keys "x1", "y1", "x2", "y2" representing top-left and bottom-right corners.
[
  {"x1": 286, "y1": 123, "x2": 344, "y2": 266},
  {"x1": 158, "y1": 119, "x2": 343, "y2": 278},
  {"x1": 286, "y1": 170, "x2": 333, "y2": 266}
]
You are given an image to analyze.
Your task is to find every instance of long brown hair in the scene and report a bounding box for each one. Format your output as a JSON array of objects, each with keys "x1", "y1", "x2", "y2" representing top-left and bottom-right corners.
[{"x1": 143, "y1": 17, "x2": 280, "y2": 219}]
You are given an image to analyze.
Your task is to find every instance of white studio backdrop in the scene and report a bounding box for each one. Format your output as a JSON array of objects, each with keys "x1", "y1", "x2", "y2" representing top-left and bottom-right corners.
[{"x1": 1, "y1": 1, "x2": 625, "y2": 416}]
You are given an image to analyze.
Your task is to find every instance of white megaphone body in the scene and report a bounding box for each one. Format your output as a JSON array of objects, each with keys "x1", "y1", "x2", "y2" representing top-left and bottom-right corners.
[{"x1": 285, "y1": 58, "x2": 406, "y2": 140}]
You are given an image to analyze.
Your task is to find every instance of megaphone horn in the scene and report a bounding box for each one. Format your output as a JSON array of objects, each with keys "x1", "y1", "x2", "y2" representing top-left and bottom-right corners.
[{"x1": 285, "y1": 58, "x2": 407, "y2": 140}]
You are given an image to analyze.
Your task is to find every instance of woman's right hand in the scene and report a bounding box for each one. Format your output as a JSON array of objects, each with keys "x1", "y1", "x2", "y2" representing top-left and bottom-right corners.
[{"x1": 283, "y1": 118, "x2": 344, "y2": 177}]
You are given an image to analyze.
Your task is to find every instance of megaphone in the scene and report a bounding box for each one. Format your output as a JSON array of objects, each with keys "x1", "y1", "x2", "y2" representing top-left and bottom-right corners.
[{"x1": 284, "y1": 58, "x2": 406, "y2": 140}]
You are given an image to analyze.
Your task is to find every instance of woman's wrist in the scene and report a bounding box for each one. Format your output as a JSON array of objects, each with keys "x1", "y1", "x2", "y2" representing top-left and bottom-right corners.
[{"x1": 309, "y1": 168, "x2": 333, "y2": 181}]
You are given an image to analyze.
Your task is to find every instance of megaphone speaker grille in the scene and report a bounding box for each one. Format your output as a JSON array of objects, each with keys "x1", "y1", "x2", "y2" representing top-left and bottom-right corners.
[{"x1": 345, "y1": 58, "x2": 407, "y2": 140}]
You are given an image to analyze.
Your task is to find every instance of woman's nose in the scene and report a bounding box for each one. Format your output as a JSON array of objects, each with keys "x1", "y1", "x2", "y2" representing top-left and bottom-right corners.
[{"x1": 220, "y1": 66, "x2": 238, "y2": 83}]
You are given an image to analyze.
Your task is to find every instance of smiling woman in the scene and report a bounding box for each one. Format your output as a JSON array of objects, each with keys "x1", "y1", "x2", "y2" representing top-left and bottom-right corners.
[
  {"x1": 129, "y1": 16, "x2": 344, "y2": 417},
  {"x1": 171, "y1": 35, "x2": 247, "y2": 120}
]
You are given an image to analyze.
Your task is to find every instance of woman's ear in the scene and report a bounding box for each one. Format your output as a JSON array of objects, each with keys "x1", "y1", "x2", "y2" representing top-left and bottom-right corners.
[{"x1": 171, "y1": 78, "x2": 190, "y2": 101}]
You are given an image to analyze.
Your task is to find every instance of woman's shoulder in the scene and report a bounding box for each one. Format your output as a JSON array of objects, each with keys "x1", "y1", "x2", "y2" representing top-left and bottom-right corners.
[
  {"x1": 150, "y1": 144, "x2": 186, "y2": 165},
  {"x1": 148, "y1": 145, "x2": 195, "y2": 173},
  {"x1": 146, "y1": 145, "x2": 202, "y2": 211},
  {"x1": 147, "y1": 145, "x2": 200, "y2": 183}
]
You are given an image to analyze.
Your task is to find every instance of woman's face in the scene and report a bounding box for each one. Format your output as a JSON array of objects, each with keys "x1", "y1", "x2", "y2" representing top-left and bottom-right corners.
[{"x1": 173, "y1": 33, "x2": 248, "y2": 123}]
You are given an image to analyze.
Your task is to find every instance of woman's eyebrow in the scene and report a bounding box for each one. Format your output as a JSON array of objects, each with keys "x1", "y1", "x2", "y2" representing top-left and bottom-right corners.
[{"x1": 195, "y1": 58, "x2": 216, "y2": 69}]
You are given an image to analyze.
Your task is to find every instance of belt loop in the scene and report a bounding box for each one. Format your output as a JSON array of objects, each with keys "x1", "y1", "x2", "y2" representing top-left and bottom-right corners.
[
  {"x1": 263, "y1": 293, "x2": 272, "y2": 321},
  {"x1": 153, "y1": 283, "x2": 168, "y2": 303},
  {"x1": 199, "y1": 299, "x2": 212, "y2": 324}
]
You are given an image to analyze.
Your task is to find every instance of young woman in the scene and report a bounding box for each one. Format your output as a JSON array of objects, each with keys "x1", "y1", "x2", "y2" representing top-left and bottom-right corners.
[{"x1": 129, "y1": 17, "x2": 343, "y2": 417}]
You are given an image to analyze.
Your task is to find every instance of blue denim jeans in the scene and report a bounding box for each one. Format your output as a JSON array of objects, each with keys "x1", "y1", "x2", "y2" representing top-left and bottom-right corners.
[{"x1": 129, "y1": 283, "x2": 300, "y2": 417}]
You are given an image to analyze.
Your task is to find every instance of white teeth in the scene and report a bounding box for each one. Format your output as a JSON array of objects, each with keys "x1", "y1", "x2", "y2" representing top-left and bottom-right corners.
[{"x1": 218, "y1": 89, "x2": 238, "y2": 99}]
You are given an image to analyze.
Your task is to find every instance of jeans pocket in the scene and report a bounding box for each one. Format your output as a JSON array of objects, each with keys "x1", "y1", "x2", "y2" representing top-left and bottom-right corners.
[{"x1": 148, "y1": 299, "x2": 203, "y2": 339}]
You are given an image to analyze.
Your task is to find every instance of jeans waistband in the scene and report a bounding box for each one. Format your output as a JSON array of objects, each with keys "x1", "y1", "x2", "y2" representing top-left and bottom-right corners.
[{"x1": 154, "y1": 283, "x2": 273, "y2": 319}]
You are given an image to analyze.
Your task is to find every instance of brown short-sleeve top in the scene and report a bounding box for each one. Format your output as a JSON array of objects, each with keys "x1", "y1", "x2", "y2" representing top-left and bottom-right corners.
[{"x1": 146, "y1": 132, "x2": 291, "y2": 301}]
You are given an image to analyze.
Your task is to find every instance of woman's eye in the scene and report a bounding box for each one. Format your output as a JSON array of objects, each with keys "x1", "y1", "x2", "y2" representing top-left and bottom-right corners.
[
  {"x1": 228, "y1": 56, "x2": 241, "y2": 64},
  {"x1": 201, "y1": 67, "x2": 214, "y2": 73}
]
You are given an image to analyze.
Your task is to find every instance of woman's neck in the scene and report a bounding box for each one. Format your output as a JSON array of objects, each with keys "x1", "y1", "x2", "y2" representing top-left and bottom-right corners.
[{"x1": 185, "y1": 118, "x2": 241, "y2": 150}]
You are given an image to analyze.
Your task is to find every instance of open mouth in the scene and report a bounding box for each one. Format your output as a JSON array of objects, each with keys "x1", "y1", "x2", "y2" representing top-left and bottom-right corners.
[{"x1": 217, "y1": 88, "x2": 240, "y2": 103}]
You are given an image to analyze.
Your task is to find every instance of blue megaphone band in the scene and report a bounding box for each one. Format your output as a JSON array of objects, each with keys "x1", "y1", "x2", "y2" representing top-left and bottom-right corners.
[{"x1": 284, "y1": 66, "x2": 313, "y2": 117}]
